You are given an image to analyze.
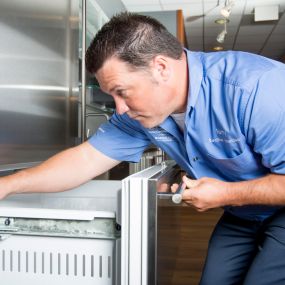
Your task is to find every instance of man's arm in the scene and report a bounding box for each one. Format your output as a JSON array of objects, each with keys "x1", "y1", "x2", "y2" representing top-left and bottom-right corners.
[
  {"x1": 0, "y1": 142, "x2": 120, "y2": 199},
  {"x1": 179, "y1": 174, "x2": 285, "y2": 212}
]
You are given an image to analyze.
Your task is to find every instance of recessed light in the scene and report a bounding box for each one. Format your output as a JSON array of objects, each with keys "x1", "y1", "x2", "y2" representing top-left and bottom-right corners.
[
  {"x1": 215, "y1": 18, "x2": 229, "y2": 25},
  {"x1": 213, "y1": 46, "x2": 224, "y2": 51}
]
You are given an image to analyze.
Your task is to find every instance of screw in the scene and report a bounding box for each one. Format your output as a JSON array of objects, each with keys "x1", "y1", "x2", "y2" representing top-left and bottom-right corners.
[{"x1": 115, "y1": 223, "x2": 121, "y2": 231}]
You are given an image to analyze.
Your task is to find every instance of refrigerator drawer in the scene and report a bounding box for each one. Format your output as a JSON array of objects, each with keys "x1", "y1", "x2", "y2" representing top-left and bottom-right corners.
[
  {"x1": 0, "y1": 161, "x2": 182, "y2": 285},
  {"x1": 0, "y1": 180, "x2": 121, "y2": 285}
]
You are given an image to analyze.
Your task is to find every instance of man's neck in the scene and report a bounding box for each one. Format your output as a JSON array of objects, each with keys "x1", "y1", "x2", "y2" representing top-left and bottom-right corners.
[{"x1": 174, "y1": 51, "x2": 189, "y2": 113}]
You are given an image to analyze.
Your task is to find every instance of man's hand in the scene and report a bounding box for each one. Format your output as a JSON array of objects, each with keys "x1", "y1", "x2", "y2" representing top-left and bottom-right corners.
[
  {"x1": 172, "y1": 173, "x2": 285, "y2": 211},
  {"x1": 171, "y1": 176, "x2": 229, "y2": 212}
]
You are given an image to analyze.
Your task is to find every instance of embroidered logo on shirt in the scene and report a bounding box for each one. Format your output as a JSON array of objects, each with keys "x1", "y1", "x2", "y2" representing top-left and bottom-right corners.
[
  {"x1": 208, "y1": 129, "x2": 240, "y2": 144},
  {"x1": 148, "y1": 127, "x2": 174, "y2": 142}
]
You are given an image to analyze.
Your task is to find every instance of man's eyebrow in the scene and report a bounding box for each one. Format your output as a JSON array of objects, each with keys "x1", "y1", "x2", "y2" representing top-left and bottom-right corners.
[{"x1": 109, "y1": 85, "x2": 122, "y2": 93}]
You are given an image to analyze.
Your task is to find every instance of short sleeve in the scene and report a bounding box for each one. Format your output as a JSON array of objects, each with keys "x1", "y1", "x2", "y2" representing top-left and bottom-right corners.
[
  {"x1": 88, "y1": 113, "x2": 151, "y2": 162},
  {"x1": 244, "y1": 67, "x2": 285, "y2": 174}
]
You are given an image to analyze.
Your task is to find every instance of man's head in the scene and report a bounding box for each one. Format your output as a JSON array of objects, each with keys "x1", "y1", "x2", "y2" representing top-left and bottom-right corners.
[
  {"x1": 86, "y1": 12, "x2": 183, "y2": 73},
  {"x1": 86, "y1": 12, "x2": 188, "y2": 128}
]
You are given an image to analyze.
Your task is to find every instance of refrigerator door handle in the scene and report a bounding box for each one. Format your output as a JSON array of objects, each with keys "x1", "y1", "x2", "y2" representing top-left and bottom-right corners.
[{"x1": 81, "y1": 0, "x2": 87, "y2": 142}]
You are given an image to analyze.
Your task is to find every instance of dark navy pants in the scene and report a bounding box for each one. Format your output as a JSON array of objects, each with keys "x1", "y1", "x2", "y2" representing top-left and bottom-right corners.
[{"x1": 199, "y1": 209, "x2": 285, "y2": 285}]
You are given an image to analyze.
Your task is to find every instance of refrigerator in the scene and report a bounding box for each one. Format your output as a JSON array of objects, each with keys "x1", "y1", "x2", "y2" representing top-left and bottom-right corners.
[
  {"x1": 0, "y1": 160, "x2": 183, "y2": 284},
  {"x1": 0, "y1": 0, "x2": 81, "y2": 171},
  {"x1": 0, "y1": 0, "x2": 125, "y2": 173}
]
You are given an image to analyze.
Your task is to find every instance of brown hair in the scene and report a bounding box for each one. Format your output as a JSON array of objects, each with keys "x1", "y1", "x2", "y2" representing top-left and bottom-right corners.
[{"x1": 85, "y1": 12, "x2": 183, "y2": 74}]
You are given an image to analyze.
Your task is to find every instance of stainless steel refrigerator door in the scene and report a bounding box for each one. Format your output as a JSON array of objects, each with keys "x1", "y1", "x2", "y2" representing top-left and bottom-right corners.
[
  {"x1": 121, "y1": 161, "x2": 181, "y2": 285},
  {"x1": 0, "y1": 0, "x2": 80, "y2": 170}
]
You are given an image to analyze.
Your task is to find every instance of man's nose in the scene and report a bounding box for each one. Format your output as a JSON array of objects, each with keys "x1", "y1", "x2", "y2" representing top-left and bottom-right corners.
[{"x1": 114, "y1": 96, "x2": 129, "y2": 115}]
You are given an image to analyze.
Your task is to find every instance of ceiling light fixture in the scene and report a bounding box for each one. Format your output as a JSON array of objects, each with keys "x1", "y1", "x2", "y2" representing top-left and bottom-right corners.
[
  {"x1": 214, "y1": 0, "x2": 234, "y2": 47},
  {"x1": 215, "y1": 18, "x2": 229, "y2": 25},
  {"x1": 213, "y1": 46, "x2": 224, "y2": 51},
  {"x1": 216, "y1": 29, "x2": 227, "y2": 43},
  {"x1": 216, "y1": 19, "x2": 227, "y2": 44},
  {"x1": 220, "y1": 0, "x2": 235, "y2": 18}
]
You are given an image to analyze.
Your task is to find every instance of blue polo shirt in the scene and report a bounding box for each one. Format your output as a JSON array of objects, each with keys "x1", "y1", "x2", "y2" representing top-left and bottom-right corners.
[{"x1": 89, "y1": 49, "x2": 285, "y2": 220}]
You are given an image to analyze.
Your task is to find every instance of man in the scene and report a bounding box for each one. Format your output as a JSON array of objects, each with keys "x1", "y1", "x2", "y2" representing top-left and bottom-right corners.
[{"x1": 1, "y1": 12, "x2": 285, "y2": 284}]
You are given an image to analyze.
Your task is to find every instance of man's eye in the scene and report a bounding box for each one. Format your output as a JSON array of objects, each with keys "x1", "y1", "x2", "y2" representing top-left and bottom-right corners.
[{"x1": 117, "y1": 90, "x2": 126, "y2": 97}]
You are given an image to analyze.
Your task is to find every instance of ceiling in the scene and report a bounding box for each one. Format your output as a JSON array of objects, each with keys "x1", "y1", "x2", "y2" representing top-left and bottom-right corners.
[{"x1": 120, "y1": 0, "x2": 285, "y2": 61}]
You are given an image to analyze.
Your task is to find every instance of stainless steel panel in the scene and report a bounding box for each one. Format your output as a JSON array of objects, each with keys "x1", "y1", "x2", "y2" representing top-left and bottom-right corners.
[
  {"x1": 149, "y1": 164, "x2": 182, "y2": 285},
  {"x1": 121, "y1": 161, "x2": 182, "y2": 285},
  {"x1": 0, "y1": 0, "x2": 79, "y2": 170}
]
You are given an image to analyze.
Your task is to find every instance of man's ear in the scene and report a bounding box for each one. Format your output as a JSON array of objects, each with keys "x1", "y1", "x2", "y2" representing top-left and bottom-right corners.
[{"x1": 152, "y1": 55, "x2": 171, "y2": 81}]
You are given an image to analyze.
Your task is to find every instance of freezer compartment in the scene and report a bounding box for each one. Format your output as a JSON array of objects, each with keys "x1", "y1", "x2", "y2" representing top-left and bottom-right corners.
[
  {"x1": 0, "y1": 162, "x2": 185, "y2": 285},
  {"x1": 0, "y1": 180, "x2": 121, "y2": 285}
]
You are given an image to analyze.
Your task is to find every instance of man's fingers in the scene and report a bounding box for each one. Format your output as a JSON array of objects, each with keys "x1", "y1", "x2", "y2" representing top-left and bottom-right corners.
[
  {"x1": 182, "y1": 200, "x2": 192, "y2": 207},
  {"x1": 182, "y1": 175, "x2": 199, "y2": 188},
  {"x1": 171, "y1": 176, "x2": 198, "y2": 194},
  {"x1": 170, "y1": 183, "x2": 179, "y2": 193},
  {"x1": 158, "y1": 183, "x2": 169, "y2": 193},
  {"x1": 182, "y1": 188, "x2": 193, "y2": 201}
]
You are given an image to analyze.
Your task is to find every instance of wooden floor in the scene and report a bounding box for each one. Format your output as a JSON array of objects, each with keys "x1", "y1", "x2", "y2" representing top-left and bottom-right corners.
[{"x1": 157, "y1": 206, "x2": 223, "y2": 285}]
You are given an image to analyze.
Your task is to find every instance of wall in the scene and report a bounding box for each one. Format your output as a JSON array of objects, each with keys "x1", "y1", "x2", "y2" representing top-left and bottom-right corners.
[
  {"x1": 139, "y1": 10, "x2": 177, "y2": 37},
  {"x1": 96, "y1": 0, "x2": 126, "y2": 18}
]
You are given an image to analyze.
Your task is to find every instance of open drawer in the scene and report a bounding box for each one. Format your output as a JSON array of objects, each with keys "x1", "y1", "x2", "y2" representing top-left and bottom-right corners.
[{"x1": 0, "y1": 161, "x2": 182, "y2": 285}]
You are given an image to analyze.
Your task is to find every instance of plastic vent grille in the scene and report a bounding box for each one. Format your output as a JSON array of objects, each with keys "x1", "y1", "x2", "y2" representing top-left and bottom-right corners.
[
  {"x1": 1, "y1": 250, "x2": 112, "y2": 278},
  {"x1": 0, "y1": 235, "x2": 116, "y2": 285}
]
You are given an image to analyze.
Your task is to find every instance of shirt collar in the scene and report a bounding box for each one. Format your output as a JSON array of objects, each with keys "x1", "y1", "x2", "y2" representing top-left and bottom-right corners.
[
  {"x1": 159, "y1": 116, "x2": 183, "y2": 139},
  {"x1": 184, "y1": 49, "x2": 203, "y2": 112}
]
